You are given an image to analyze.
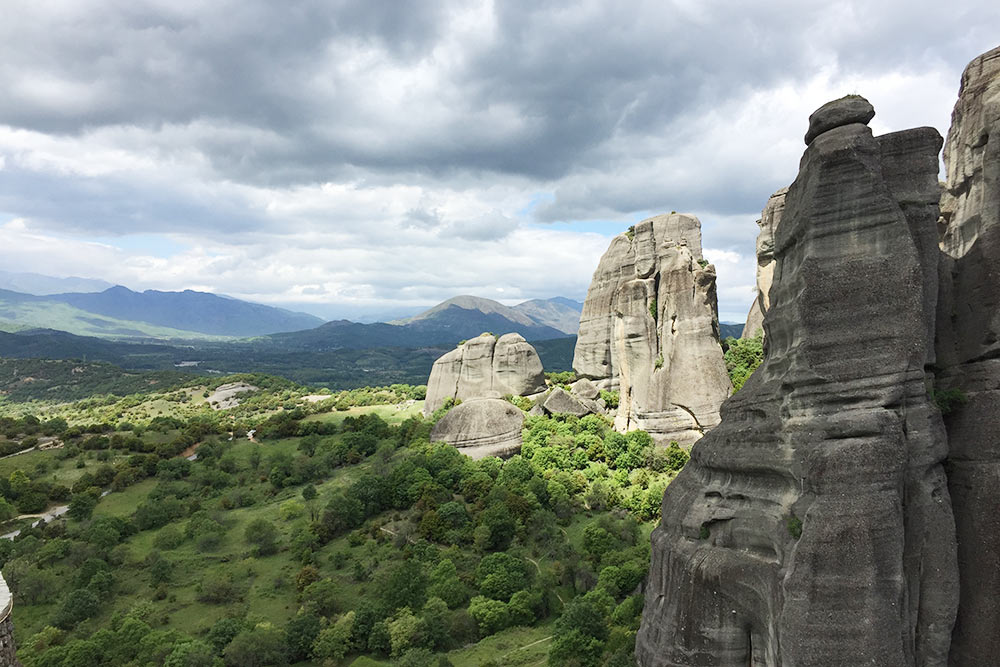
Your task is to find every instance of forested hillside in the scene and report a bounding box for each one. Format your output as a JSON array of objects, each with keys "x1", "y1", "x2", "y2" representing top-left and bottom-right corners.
[{"x1": 0, "y1": 375, "x2": 686, "y2": 667}]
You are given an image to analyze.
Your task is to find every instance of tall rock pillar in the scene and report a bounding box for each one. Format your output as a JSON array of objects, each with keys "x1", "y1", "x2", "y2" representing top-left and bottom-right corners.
[
  {"x1": 573, "y1": 214, "x2": 731, "y2": 445},
  {"x1": 936, "y1": 44, "x2": 1000, "y2": 667},
  {"x1": 635, "y1": 97, "x2": 957, "y2": 666},
  {"x1": 741, "y1": 188, "x2": 787, "y2": 340}
]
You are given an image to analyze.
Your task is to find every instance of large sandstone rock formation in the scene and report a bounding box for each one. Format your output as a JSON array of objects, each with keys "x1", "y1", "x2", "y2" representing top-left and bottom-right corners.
[
  {"x1": 636, "y1": 98, "x2": 958, "y2": 666},
  {"x1": 936, "y1": 44, "x2": 1000, "y2": 666},
  {"x1": 424, "y1": 333, "x2": 545, "y2": 416},
  {"x1": 572, "y1": 214, "x2": 731, "y2": 444},
  {"x1": 741, "y1": 188, "x2": 787, "y2": 340},
  {"x1": 429, "y1": 397, "x2": 525, "y2": 459}
]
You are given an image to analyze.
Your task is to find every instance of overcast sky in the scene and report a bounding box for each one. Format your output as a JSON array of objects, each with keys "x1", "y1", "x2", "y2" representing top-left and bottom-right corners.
[{"x1": 1, "y1": 1, "x2": 998, "y2": 322}]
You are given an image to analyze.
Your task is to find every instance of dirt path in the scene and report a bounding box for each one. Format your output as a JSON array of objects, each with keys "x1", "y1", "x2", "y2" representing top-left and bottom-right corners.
[{"x1": 500, "y1": 635, "x2": 553, "y2": 663}]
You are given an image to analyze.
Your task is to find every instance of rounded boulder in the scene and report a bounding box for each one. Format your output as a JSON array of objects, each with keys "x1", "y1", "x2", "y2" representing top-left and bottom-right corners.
[{"x1": 430, "y1": 398, "x2": 525, "y2": 459}]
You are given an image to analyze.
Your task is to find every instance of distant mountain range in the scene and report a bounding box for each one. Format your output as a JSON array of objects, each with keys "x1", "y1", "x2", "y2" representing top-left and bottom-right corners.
[
  {"x1": 0, "y1": 287, "x2": 746, "y2": 389},
  {"x1": 0, "y1": 286, "x2": 324, "y2": 338},
  {"x1": 0, "y1": 283, "x2": 582, "y2": 346},
  {"x1": 512, "y1": 296, "x2": 584, "y2": 334},
  {"x1": 263, "y1": 296, "x2": 576, "y2": 351},
  {"x1": 390, "y1": 295, "x2": 578, "y2": 338},
  {"x1": 0, "y1": 270, "x2": 113, "y2": 295},
  {"x1": 51, "y1": 286, "x2": 325, "y2": 337},
  {"x1": 719, "y1": 322, "x2": 744, "y2": 339}
]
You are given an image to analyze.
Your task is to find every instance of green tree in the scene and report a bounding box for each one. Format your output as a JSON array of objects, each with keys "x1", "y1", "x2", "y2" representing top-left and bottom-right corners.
[
  {"x1": 0, "y1": 497, "x2": 16, "y2": 522},
  {"x1": 54, "y1": 588, "x2": 101, "y2": 629},
  {"x1": 468, "y1": 596, "x2": 510, "y2": 636},
  {"x1": 549, "y1": 594, "x2": 609, "y2": 667},
  {"x1": 427, "y1": 559, "x2": 468, "y2": 608},
  {"x1": 163, "y1": 640, "x2": 216, "y2": 667},
  {"x1": 421, "y1": 597, "x2": 450, "y2": 650},
  {"x1": 373, "y1": 560, "x2": 428, "y2": 612},
  {"x1": 285, "y1": 610, "x2": 321, "y2": 662},
  {"x1": 244, "y1": 518, "x2": 280, "y2": 556},
  {"x1": 724, "y1": 332, "x2": 764, "y2": 391},
  {"x1": 508, "y1": 589, "x2": 543, "y2": 626},
  {"x1": 387, "y1": 607, "x2": 422, "y2": 657},
  {"x1": 476, "y1": 552, "x2": 530, "y2": 601},
  {"x1": 302, "y1": 484, "x2": 318, "y2": 520},
  {"x1": 61, "y1": 640, "x2": 101, "y2": 667},
  {"x1": 302, "y1": 578, "x2": 339, "y2": 616},
  {"x1": 223, "y1": 623, "x2": 289, "y2": 667},
  {"x1": 312, "y1": 611, "x2": 355, "y2": 662}
]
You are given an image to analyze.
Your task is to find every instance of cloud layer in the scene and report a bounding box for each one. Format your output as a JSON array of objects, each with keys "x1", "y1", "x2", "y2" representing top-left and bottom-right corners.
[{"x1": 1, "y1": 1, "x2": 998, "y2": 321}]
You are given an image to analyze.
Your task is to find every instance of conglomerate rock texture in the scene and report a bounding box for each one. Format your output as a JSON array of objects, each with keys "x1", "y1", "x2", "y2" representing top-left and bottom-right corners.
[
  {"x1": 742, "y1": 188, "x2": 787, "y2": 340},
  {"x1": 423, "y1": 333, "x2": 545, "y2": 416},
  {"x1": 935, "y1": 44, "x2": 1000, "y2": 666},
  {"x1": 636, "y1": 98, "x2": 958, "y2": 666},
  {"x1": 572, "y1": 214, "x2": 731, "y2": 445}
]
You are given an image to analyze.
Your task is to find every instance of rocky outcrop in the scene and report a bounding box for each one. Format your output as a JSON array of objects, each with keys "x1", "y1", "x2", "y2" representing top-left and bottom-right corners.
[
  {"x1": 741, "y1": 188, "x2": 787, "y2": 340},
  {"x1": 424, "y1": 333, "x2": 546, "y2": 416},
  {"x1": 542, "y1": 387, "x2": 598, "y2": 417},
  {"x1": 636, "y1": 98, "x2": 957, "y2": 666},
  {"x1": 429, "y1": 398, "x2": 525, "y2": 459},
  {"x1": 572, "y1": 214, "x2": 731, "y2": 444},
  {"x1": 936, "y1": 44, "x2": 1000, "y2": 666},
  {"x1": 0, "y1": 574, "x2": 20, "y2": 667}
]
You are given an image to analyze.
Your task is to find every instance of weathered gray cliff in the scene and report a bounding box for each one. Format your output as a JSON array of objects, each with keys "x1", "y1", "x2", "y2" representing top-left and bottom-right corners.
[
  {"x1": 423, "y1": 332, "x2": 546, "y2": 416},
  {"x1": 936, "y1": 44, "x2": 1000, "y2": 667},
  {"x1": 572, "y1": 214, "x2": 731, "y2": 444},
  {"x1": 636, "y1": 98, "x2": 957, "y2": 666},
  {"x1": 741, "y1": 188, "x2": 787, "y2": 340}
]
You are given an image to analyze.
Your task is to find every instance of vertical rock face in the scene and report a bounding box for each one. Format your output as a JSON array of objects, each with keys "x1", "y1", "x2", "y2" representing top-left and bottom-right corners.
[
  {"x1": 636, "y1": 99, "x2": 957, "y2": 666},
  {"x1": 741, "y1": 188, "x2": 787, "y2": 340},
  {"x1": 936, "y1": 44, "x2": 1000, "y2": 666},
  {"x1": 573, "y1": 214, "x2": 731, "y2": 444},
  {"x1": 423, "y1": 333, "x2": 546, "y2": 416}
]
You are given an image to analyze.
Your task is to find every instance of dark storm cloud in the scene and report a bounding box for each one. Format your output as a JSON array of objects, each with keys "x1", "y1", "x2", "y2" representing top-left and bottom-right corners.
[
  {"x1": 1, "y1": 0, "x2": 999, "y2": 318},
  {"x1": 4, "y1": 0, "x2": 996, "y2": 196}
]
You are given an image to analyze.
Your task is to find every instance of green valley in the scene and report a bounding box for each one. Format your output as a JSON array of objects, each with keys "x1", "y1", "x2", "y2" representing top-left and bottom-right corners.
[{"x1": 0, "y1": 370, "x2": 685, "y2": 667}]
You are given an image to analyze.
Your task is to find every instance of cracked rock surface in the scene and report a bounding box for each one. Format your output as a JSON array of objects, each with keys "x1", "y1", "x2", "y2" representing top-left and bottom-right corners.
[
  {"x1": 636, "y1": 98, "x2": 957, "y2": 666},
  {"x1": 573, "y1": 213, "x2": 731, "y2": 445},
  {"x1": 424, "y1": 332, "x2": 546, "y2": 416},
  {"x1": 742, "y1": 187, "x2": 787, "y2": 341},
  {"x1": 936, "y1": 44, "x2": 1000, "y2": 667}
]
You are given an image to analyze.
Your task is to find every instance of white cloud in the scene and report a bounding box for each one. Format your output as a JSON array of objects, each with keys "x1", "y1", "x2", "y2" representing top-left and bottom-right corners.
[{"x1": 0, "y1": 1, "x2": 996, "y2": 321}]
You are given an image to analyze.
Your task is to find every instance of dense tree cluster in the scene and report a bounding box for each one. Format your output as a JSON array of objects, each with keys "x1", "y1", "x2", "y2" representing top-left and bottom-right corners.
[
  {"x1": 723, "y1": 332, "x2": 764, "y2": 391},
  {"x1": 0, "y1": 381, "x2": 685, "y2": 666}
]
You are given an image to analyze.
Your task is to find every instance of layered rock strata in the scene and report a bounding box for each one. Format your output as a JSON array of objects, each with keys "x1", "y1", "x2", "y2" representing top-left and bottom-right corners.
[
  {"x1": 741, "y1": 188, "x2": 787, "y2": 340},
  {"x1": 573, "y1": 214, "x2": 731, "y2": 444},
  {"x1": 636, "y1": 98, "x2": 957, "y2": 666},
  {"x1": 429, "y1": 398, "x2": 525, "y2": 459},
  {"x1": 424, "y1": 333, "x2": 546, "y2": 416},
  {"x1": 935, "y1": 44, "x2": 1000, "y2": 666}
]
